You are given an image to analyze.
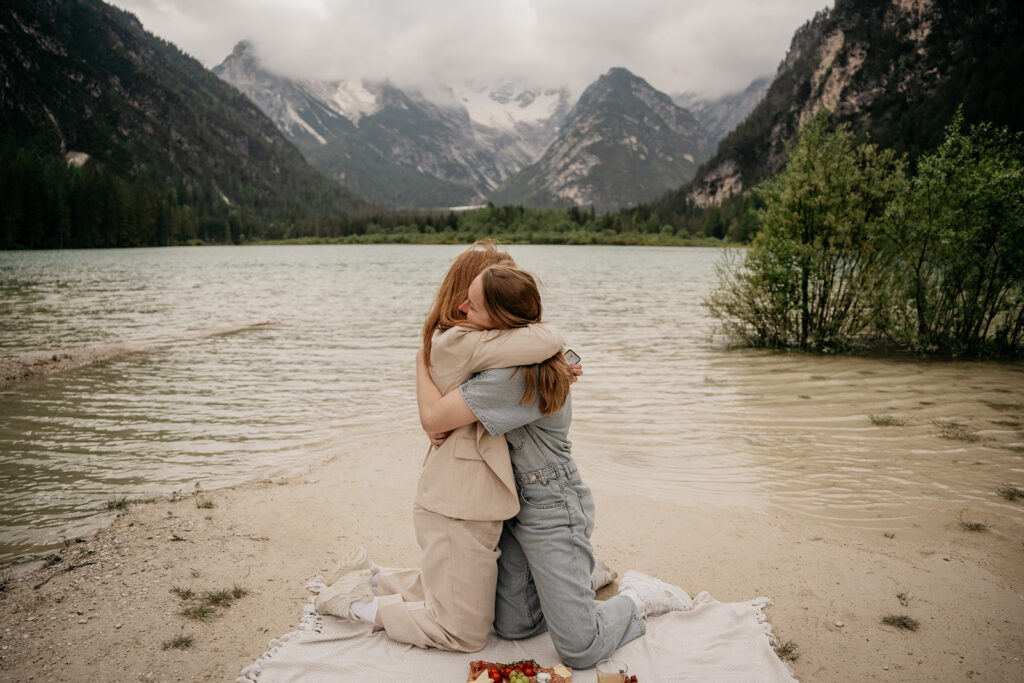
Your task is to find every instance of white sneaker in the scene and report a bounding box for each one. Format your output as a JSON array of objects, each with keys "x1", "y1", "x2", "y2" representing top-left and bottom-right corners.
[
  {"x1": 618, "y1": 570, "x2": 693, "y2": 616},
  {"x1": 325, "y1": 546, "x2": 378, "y2": 586},
  {"x1": 590, "y1": 557, "x2": 618, "y2": 591},
  {"x1": 314, "y1": 568, "x2": 374, "y2": 620}
]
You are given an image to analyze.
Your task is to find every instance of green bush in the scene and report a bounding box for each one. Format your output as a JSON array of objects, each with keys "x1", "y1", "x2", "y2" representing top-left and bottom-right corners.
[
  {"x1": 707, "y1": 109, "x2": 1024, "y2": 358},
  {"x1": 706, "y1": 111, "x2": 906, "y2": 350},
  {"x1": 877, "y1": 111, "x2": 1024, "y2": 356}
]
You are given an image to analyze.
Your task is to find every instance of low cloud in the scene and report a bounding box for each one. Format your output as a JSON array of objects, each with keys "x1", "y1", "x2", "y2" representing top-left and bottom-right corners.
[{"x1": 113, "y1": 0, "x2": 829, "y2": 96}]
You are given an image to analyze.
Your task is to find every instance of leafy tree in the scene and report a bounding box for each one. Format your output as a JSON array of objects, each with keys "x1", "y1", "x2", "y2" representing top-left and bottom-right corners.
[
  {"x1": 878, "y1": 110, "x2": 1024, "y2": 356},
  {"x1": 707, "y1": 111, "x2": 907, "y2": 350}
]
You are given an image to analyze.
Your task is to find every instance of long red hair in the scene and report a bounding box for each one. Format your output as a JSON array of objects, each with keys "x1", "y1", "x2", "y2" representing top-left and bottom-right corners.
[{"x1": 422, "y1": 240, "x2": 514, "y2": 368}]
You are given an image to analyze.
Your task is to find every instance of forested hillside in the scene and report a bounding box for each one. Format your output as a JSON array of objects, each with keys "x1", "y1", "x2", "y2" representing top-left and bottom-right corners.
[{"x1": 0, "y1": 0, "x2": 367, "y2": 249}]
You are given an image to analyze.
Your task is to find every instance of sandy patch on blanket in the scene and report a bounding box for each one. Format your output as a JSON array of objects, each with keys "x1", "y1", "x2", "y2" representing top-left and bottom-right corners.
[{"x1": 0, "y1": 428, "x2": 1021, "y2": 682}]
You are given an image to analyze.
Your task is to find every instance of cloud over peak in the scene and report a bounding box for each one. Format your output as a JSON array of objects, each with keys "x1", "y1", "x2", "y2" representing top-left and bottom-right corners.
[{"x1": 113, "y1": 0, "x2": 829, "y2": 97}]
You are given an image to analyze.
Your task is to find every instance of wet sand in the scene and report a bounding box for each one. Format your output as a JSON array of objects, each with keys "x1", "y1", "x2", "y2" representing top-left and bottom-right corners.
[
  {"x1": 0, "y1": 345, "x2": 151, "y2": 389},
  {"x1": 1, "y1": 427, "x2": 1021, "y2": 682},
  {"x1": 0, "y1": 323, "x2": 274, "y2": 390}
]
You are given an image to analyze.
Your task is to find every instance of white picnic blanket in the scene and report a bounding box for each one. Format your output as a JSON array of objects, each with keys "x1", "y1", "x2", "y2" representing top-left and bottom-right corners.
[{"x1": 239, "y1": 583, "x2": 797, "y2": 683}]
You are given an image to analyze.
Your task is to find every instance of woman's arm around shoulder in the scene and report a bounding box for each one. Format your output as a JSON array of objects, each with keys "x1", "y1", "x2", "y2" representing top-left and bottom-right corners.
[{"x1": 434, "y1": 323, "x2": 567, "y2": 377}]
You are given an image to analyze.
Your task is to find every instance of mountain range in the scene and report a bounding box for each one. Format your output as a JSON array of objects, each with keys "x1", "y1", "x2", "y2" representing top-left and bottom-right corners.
[
  {"x1": 214, "y1": 46, "x2": 763, "y2": 211},
  {"x1": 489, "y1": 68, "x2": 711, "y2": 212},
  {"x1": 8, "y1": 0, "x2": 1008, "y2": 249},
  {"x1": 673, "y1": 77, "x2": 770, "y2": 146},
  {"x1": 213, "y1": 42, "x2": 572, "y2": 208}
]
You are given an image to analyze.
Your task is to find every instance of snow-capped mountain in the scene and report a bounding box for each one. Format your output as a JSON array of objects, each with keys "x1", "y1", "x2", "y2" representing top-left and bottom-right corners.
[
  {"x1": 213, "y1": 42, "x2": 571, "y2": 207},
  {"x1": 212, "y1": 41, "x2": 357, "y2": 149},
  {"x1": 674, "y1": 76, "x2": 771, "y2": 146},
  {"x1": 452, "y1": 80, "x2": 573, "y2": 185}
]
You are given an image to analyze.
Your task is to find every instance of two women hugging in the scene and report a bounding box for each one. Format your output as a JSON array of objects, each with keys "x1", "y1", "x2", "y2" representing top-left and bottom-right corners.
[{"x1": 315, "y1": 241, "x2": 691, "y2": 669}]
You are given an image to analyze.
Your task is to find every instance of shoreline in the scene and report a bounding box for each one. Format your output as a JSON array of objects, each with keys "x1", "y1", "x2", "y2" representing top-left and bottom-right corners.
[
  {"x1": 0, "y1": 345, "x2": 154, "y2": 391},
  {"x1": 1, "y1": 428, "x2": 1021, "y2": 682},
  {"x1": 0, "y1": 322, "x2": 275, "y2": 391},
  {"x1": 1, "y1": 238, "x2": 734, "y2": 251}
]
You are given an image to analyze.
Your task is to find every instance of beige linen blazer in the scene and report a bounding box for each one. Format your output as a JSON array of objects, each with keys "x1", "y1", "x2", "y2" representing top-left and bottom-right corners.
[{"x1": 414, "y1": 324, "x2": 565, "y2": 521}]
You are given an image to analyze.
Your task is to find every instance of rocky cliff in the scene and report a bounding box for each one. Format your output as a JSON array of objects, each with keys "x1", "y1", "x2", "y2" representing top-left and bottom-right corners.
[{"x1": 678, "y1": 0, "x2": 1023, "y2": 208}]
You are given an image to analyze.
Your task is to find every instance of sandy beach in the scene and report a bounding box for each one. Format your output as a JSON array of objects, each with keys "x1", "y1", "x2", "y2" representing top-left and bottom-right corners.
[{"x1": 1, "y1": 423, "x2": 1021, "y2": 682}]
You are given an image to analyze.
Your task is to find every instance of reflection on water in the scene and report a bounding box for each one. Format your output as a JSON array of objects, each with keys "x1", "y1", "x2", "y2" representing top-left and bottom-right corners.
[{"x1": 1, "y1": 245, "x2": 1022, "y2": 561}]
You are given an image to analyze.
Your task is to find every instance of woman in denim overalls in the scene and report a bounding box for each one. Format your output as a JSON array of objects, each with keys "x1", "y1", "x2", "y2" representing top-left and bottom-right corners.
[{"x1": 417, "y1": 264, "x2": 691, "y2": 669}]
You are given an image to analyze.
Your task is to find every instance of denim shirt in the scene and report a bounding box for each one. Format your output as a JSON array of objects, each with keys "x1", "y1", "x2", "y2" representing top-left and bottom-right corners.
[{"x1": 460, "y1": 367, "x2": 574, "y2": 477}]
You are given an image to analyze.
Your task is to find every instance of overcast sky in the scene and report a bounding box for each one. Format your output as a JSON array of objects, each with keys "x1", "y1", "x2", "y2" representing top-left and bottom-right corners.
[{"x1": 110, "y1": 0, "x2": 830, "y2": 97}]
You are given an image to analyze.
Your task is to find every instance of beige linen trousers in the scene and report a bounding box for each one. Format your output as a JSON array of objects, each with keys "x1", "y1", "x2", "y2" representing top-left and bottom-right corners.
[{"x1": 376, "y1": 324, "x2": 564, "y2": 651}]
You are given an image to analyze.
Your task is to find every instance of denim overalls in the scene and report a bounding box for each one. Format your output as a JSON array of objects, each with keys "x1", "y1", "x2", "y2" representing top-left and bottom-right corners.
[{"x1": 461, "y1": 368, "x2": 645, "y2": 668}]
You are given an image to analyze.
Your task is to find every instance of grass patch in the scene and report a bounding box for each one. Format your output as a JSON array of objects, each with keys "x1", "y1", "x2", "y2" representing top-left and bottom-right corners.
[
  {"x1": 773, "y1": 638, "x2": 799, "y2": 662},
  {"x1": 881, "y1": 614, "x2": 919, "y2": 631},
  {"x1": 933, "y1": 420, "x2": 981, "y2": 442},
  {"x1": 996, "y1": 485, "x2": 1024, "y2": 501},
  {"x1": 202, "y1": 589, "x2": 233, "y2": 606},
  {"x1": 195, "y1": 498, "x2": 214, "y2": 509},
  {"x1": 957, "y1": 510, "x2": 989, "y2": 532},
  {"x1": 170, "y1": 586, "x2": 195, "y2": 600},
  {"x1": 180, "y1": 603, "x2": 216, "y2": 621},
  {"x1": 105, "y1": 496, "x2": 129, "y2": 511},
  {"x1": 869, "y1": 414, "x2": 907, "y2": 426},
  {"x1": 162, "y1": 634, "x2": 194, "y2": 650},
  {"x1": 173, "y1": 584, "x2": 249, "y2": 621},
  {"x1": 896, "y1": 591, "x2": 909, "y2": 607}
]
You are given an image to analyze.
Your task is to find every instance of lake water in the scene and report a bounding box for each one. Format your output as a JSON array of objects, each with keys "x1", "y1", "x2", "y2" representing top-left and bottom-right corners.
[{"x1": 1, "y1": 245, "x2": 1022, "y2": 562}]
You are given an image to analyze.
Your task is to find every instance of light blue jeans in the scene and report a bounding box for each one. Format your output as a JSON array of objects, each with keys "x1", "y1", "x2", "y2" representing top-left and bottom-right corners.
[{"x1": 492, "y1": 461, "x2": 645, "y2": 669}]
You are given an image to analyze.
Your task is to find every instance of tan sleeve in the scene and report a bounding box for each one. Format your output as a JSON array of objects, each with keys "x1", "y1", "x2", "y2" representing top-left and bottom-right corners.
[
  {"x1": 462, "y1": 324, "x2": 566, "y2": 375},
  {"x1": 431, "y1": 324, "x2": 567, "y2": 394}
]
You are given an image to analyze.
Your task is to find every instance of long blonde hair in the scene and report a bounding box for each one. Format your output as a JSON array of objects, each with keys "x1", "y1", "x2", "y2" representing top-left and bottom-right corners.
[
  {"x1": 422, "y1": 240, "x2": 514, "y2": 367},
  {"x1": 479, "y1": 264, "x2": 573, "y2": 416}
]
